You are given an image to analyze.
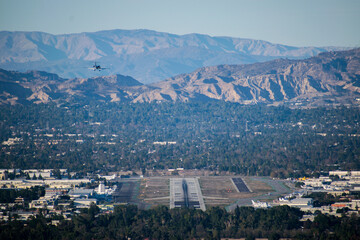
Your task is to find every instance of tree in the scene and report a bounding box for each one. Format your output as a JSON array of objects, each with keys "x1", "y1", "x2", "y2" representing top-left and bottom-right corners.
[
  {"x1": 88, "y1": 202, "x2": 100, "y2": 218},
  {"x1": 52, "y1": 169, "x2": 62, "y2": 179},
  {"x1": 269, "y1": 232, "x2": 281, "y2": 240}
]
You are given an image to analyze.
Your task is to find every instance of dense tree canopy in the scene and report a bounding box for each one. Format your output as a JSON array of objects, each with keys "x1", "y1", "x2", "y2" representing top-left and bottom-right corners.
[
  {"x1": 0, "y1": 186, "x2": 45, "y2": 203},
  {"x1": 0, "y1": 205, "x2": 359, "y2": 240},
  {"x1": 0, "y1": 102, "x2": 359, "y2": 177}
]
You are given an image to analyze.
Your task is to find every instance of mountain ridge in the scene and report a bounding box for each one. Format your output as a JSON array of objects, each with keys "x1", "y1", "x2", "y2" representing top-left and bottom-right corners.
[
  {"x1": 0, "y1": 29, "x2": 345, "y2": 83},
  {"x1": 0, "y1": 48, "x2": 359, "y2": 107},
  {"x1": 0, "y1": 68, "x2": 142, "y2": 104},
  {"x1": 133, "y1": 48, "x2": 360, "y2": 106}
]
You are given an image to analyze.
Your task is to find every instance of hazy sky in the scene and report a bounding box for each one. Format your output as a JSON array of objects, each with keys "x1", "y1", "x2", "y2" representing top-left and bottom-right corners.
[{"x1": 0, "y1": 0, "x2": 359, "y2": 47}]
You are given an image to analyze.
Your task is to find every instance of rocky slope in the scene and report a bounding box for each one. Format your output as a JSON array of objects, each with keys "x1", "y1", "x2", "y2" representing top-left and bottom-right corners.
[
  {"x1": 0, "y1": 29, "x2": 343, "y2": 84},
  {"x1": 0, "y1": 69, "x2": 142, "y2": 104},
  {"x1": 0, "y1": 48, "x2": 359, "y2": 107},
  {"x1": 133, "y1": 48, "x2": 360, "y2": 106}
]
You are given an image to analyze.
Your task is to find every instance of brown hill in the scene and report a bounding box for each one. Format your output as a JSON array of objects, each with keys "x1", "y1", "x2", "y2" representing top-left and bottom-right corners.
[
  {"x1": 0, "y1": 48, "x2": 359, "y2": 107},
  {"x1": 0, "y1": 69, "x2": 142, "y2": 104},
  {"x1": 133, "y1": 48, "x2": 360, "y2": 107}
]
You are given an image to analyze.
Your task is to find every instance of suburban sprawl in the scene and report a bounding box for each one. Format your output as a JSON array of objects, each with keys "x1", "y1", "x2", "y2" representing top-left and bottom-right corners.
[{"x1": 1, "y1": 168, "x2": 360, "y2": 224}]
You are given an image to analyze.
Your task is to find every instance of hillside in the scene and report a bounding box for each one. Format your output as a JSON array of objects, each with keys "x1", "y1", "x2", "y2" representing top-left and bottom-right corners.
[
  {"x1": 0, "y1": 29, "x2": 342, "y2": 84},
  {"x1": 0, "y1": 69, "x2": 142, "y2": 104},
  {"x1": 0, "y1": 48, "x2": 359, "y2": 107},
  {"x1": 134, "y1": 48, "x2": 360, "y2": 107}
]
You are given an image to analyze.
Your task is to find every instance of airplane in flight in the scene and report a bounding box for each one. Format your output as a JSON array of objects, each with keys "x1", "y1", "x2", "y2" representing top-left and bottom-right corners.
[{"x1": 88, "y1": 62, "x2": 108, "y2": 71}]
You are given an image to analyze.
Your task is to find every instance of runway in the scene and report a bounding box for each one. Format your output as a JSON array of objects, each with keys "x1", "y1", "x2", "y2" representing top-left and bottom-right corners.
[
  {"x1": 170, "y1": 178, "x2": 206, "y2": 211},
  {"x1": 231, "y1": 177, "x2": 252, "y2": 192}
]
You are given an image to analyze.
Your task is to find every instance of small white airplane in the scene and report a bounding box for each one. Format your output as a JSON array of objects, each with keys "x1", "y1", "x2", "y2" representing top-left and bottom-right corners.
[{"x1": 88, "y1": 62, "x2": 108, "y2": 71}]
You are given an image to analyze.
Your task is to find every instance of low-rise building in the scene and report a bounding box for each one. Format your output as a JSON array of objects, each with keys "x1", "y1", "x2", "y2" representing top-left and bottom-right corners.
[
  {"x1": 278, "y1": 198, "x2": 313, "y2": 208},
  {"x1": 351, "y1": 171, "x2": 360, "y2": 177},
  {"x1": 331, "y1": 181, "x2": 349, "y2": 187},
  {"x1": 45, "y1": 188, "x2": 69, "y2": 198},
  {"x1": 69, "y1": 188, "x2": 94, "y2": 198},
  {"x1": 329, "y1": 171, "x2": 349, "y2": 178},
  {"x1": 74, "y1": 198, "x2": 97, "y2": 207}
]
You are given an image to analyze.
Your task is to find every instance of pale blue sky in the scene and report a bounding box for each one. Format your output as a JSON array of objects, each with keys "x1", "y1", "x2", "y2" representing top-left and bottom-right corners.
[{"x1": 0, "y1": 0, "x2": 359, "y2": 47}]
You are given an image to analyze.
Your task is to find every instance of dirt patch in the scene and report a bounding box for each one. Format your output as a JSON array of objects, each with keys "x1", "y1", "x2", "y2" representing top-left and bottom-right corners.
[
  {"x1": 138, "y1": 177, "x2": 170, "y2": 206},
  {"x1": 244, "y1": 177, "x2": 274, "y2": 193}
]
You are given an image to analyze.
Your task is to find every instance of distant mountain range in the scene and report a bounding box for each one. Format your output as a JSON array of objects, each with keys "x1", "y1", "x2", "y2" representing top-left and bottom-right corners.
[
  {"x1": 1, "y1": 48, "x2": 359, "y2": 107},
  {"x1": 0, "y1": 29, "x2": 345, "y2": 84}
]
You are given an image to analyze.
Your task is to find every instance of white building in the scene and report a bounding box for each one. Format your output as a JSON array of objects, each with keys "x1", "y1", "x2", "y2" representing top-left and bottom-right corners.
[
  {"x1": 98, "y1": 183, "x2": 105, "y2": 194},
  {"x1": 279, "y1": 198, "x2": 313, "y2": 208},
  {"x1": 74, "y1": 198, "x2": 97, "y2": 207},
  {"x1": 331, "y1": 181, "x2": 349, "y2": 188},
  {"x1": 304, "y1": 178, "x2": 325, "y2": 187},
  {"x1": 351, "y1": 171, "x2": 360, "y2": 177},
  {"x1": 329, "y1": 171, "x2": 349, "y2": 178},
  {"x1": 97, "y1": 174, "x2": 116, "y2": 180},
  {"x1": 68, "y1": 189, "x2": 94, "y2": 198}
]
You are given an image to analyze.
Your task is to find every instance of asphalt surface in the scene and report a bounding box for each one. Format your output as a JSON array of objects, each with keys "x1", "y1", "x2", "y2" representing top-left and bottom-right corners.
[
  {"x1": 112, "y1": 181, "x2": 136, "y2": 203},
  {"x1": 170, "y1": 178, "x2": 206, "y2": 211},
  {"x1": 232, "y1": 178, "x2": 250, "y2": 192}
]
